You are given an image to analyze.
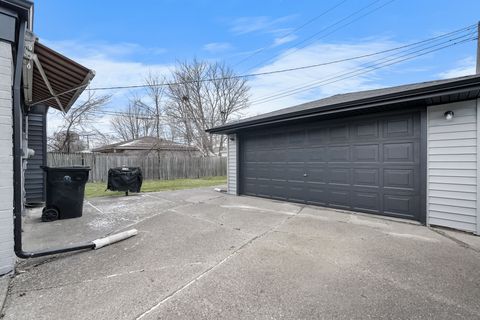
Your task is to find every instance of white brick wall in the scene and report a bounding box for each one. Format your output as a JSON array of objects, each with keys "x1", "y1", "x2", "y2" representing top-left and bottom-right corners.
[{"x1": 0, "y1": 40, "x2": 14, "y2": 275}]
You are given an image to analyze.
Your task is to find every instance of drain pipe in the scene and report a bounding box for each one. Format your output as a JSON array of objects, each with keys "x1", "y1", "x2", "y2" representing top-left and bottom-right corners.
[{"x1": 13, "y1": 21, "x2": 137, "y2": 259}]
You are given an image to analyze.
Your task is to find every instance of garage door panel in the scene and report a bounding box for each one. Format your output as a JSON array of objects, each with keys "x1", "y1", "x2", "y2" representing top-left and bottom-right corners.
[
  {"x1": 270, "y1": 181, "x2": 288, "y2": 200},
  {"x1": 306, "y1": 186, "x2": 327, "y2": 206},
  {"x1": 243, "y1": 179, "x2": 260, "y2": 196},
  {"x1": 328, "y1": 168, "x2": 350, "y2": 185},
  {"x1": 287, "y1": 182, "x2": 306, "y2": 202},
  {"x1": 353, "y1": 120, "x2": 379, "y2": 139},
  {"x1": 384, "y1": 168, "x2": 415, "y2": 190},
  {"x1": 305, "y1": 166, "x2": 327, "y2": 184},
  {"x1": 329, "y1": 125, "x2": 349, "y2": 141},
  {"x1": 245, "y1": 150, "x2": 257, "y2": 162},
  {"x1": 328, "y1": 145, "x2": 350, "y2": 162},
  {"x1": 286, "y1": 148, "x2": 306, "y2": 162},
  {"x1": 240, "y1": 110, "x2": 422, "y2": 221},
  {"x1": 352, "y1": 191, "x2": 380, "y2": 213},
  {"x1": 256, "y1": 150, "x2": 273, "y2": 162},
  {"x1": 254, "y1": 164, "x2": 270, "y2": 179},
  {"x1": 253, "y1": 179, "x2": 271, "y2": 198},
  {"x1": 306, "y1": 147, "x2": 327, "y2": 162},
  {"x1": 307, "y1": 127, "x2": 328, "y2": 145},
  {"x1": 383, "y1": 142, "x2": 415, "y2": 162},
  {"x1": 270, "y1": 132, "x2": 288, "y2": 147},
  {"x1": 352, "y1": 144, "x2": 379, "y2": 162},
  {"x1": 270, "y1": 165, "x2": 286, "y2": 180},
  {"x1": 244, "y1": 133, "x2": 270, "y2": 149},
  {"x1": 269, "y1": 149, "x2": 288, "y2": 162},
  {"x1": 243, "y1": 165, "x2": 258, "y2": 179},
  {"x1": 288, "y1": 130, "x2": 306, "y2": 146},
  {"x1": 353, "y1": 168, "x2": 379, "y2": 187},
  {"x1": 286, "y1": 165, "x2": 305, "y2": 182},
  {"x1": 383, "y1": 115, "x2": 414, "y2": 138},
  {"x1": 384, "y1": 194, "x2": 417, "y2": 217},
  {"x1": 327, "y1": 189, "x2": 351, "y2": 209}
]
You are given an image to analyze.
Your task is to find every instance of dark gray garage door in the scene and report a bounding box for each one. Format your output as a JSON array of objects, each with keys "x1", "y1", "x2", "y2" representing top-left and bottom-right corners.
[{"x1": 240, "y1": 110, "x2": 423, "y2": 221}]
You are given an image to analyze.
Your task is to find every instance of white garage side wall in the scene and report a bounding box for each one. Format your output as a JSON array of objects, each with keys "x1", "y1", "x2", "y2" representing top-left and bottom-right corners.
[
  {"x1": 427, "y1": 100, "x2": 478, "y2": 233},
  {"x1": 227, "y1": 134, "x2": 237, "y2": 195},
  {"x1": 0, "y1": 41, "x2": 15, "y2": 274}
]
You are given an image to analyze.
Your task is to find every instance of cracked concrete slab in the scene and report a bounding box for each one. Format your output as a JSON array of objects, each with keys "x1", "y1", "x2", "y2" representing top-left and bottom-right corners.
[
  {"x1": 5, "y1": 187, "x2": 480, "y2": 319},
  {"x1": 0, "y1": 275, "x2": 10, "y2": 317}
]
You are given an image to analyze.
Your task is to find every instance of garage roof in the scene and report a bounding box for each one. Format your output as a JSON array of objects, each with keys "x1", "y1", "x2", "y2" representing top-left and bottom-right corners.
[{"x1": 207, "y1": 74, "x2": 480, "y2": 134}]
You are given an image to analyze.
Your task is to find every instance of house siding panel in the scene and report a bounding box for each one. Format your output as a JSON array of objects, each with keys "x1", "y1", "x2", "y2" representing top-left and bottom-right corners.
[
  {"x1": 227, "y1": 134, "x2": 237, "y2": 195},
  {"x1": 427, "y1": 100, "x2": 478, "y2": 232},
  {"x1": 25, "y1": 107, "x2": 47, "y2": 204},
  {"x1": 0, "y1": 41, "x2": 14, "y2": 275}
]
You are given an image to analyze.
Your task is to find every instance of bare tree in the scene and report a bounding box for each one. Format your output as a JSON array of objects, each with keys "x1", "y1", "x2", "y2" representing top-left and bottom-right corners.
[
  {"x1": 48, "y1": 92, "x2": 111, "y2": 152},
  {"x1": 166, "y1": 59, "x2": 249, "y2": 156},
  {"x1": 141, "y1": 73, "x2": 166, "y2": 139},
  {"x1": 110, "y1": 97, "x2": 156, "y2": 141}
]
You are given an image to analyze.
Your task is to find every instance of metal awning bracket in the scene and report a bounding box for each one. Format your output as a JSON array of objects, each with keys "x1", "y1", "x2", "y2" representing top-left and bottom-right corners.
[
  {"x1": 32, "y1": 54, "x2": 65, "y2": 112},
  {"x1": 22, "y1": 31, "x2": 36, "y2": 105}
]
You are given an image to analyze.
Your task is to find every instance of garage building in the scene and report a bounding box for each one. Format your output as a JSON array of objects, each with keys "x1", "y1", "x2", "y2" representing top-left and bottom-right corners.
[{"x1": 207, "y1": 75, "x2": 480, "y2": 234}]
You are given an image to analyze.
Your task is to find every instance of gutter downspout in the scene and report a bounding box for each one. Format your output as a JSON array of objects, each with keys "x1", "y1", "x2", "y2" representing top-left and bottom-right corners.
[
  {"x1": 12, "y1": 21, "x2": 137, "y2": 258},
  {"x1": 12, "y1": 21, "x2": 91, "y2": 258}
]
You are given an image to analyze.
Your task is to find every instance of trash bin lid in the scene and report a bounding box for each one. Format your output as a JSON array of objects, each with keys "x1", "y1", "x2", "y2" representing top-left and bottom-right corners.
[{"x1": 41, "y1": 166, "x2": 91, "y2": 172}]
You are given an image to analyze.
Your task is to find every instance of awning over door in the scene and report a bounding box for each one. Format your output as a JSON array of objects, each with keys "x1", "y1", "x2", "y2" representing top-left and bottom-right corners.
[{"x1": 23, "y1": 33, "x2": 95, "y2": 112}]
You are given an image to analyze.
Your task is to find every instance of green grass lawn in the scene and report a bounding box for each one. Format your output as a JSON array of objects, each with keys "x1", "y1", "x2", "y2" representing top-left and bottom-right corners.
[{"x1": 84, "y1": 176, "x2": 227, "y2": 198}]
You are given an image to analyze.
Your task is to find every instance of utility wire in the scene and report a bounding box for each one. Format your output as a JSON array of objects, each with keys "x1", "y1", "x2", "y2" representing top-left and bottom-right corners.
[
  {"x1": 251, "y1": 30, "x2": 477, "y2": 104},
  {"x1": 84, "y1": 35, "x2": 477, "y2": 120},
  {"x1": 232, "y1": 0, "x2": 349, "y2": 68},
  {"x1": 246, "y1": 0, "x2": 395, "y2": 71},
  {"x1": 32, "y1": 23, "x2": 477, "y2": 106},
  {"x1": 251, "y1": 36, "x2": 477, "y2": 106},
  {"x1": 89, "y1": 25, "x2": 476, "y2": 89}
]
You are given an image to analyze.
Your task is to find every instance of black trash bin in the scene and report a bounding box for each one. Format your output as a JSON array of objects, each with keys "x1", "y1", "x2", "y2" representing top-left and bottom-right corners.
[
  {"x1": 107, "y1": 167, "x2": 143, "y2": 196},
  {"x1": 41, "y1": 166, "x2": 91, "y2": 222}
]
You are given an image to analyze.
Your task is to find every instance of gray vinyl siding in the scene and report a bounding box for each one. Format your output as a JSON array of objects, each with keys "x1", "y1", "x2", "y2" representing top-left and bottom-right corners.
[
  {"x1": 427, "y1": 100, "x2": 478, "y2": 233},
  {"x1": 0, "y1": 41, "x2": 14, "y2": 275},
  {"x1": 25, "y1": 106, "x2": 47, "y2": 204},
  {"x1": 227, "y1": 134, "x2": 237, "y2": 195}
]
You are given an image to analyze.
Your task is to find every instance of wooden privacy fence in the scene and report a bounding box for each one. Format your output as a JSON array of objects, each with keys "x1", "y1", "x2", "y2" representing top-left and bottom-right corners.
[{"x1": 47, "y1": 152, "x2": 227, "y2": 182}]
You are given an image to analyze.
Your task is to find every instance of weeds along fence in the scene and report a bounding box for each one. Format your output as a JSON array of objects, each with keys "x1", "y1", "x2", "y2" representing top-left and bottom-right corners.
[{"x1": 47, "y1": 152, "x2": 227, "y2": 182}]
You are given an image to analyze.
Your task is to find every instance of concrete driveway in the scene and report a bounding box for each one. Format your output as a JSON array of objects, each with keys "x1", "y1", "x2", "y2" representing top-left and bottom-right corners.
[{"x1": 2, "y1": 187, "x2": 480, "y2": 319}]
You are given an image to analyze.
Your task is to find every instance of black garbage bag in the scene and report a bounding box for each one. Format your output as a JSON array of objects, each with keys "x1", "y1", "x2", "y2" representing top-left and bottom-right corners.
[{"x1": 107, "y1": 167, "x2": 143, "y2": 193}]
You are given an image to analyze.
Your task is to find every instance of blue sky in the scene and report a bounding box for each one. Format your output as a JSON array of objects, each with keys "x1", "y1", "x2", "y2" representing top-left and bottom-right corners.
[{"x1": 35, "y1": 0, "x2": 480, "y2": 132}]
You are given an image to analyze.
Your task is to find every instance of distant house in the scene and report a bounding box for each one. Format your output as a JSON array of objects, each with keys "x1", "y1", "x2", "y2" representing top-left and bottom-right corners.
[{"x1": 92, "y1": 136, "x2": 201, "y2": 157}]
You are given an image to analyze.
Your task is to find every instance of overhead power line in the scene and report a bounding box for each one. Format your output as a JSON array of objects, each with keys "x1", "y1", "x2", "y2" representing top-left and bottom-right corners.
[
  {"x1": 85, "y1": 34, "x2": 476, "y2": 120},
  {"x1": 251, "y1": 30, "x2": 477, "y2": 104},
  {"x1": 87, "y1": 24, "x2": 475, "y2": 90},
  {"x1": 32, "y1": 23, "x2": 477, "y2": 107},
  {"x1": 232, "y1": 0, "x2": 349, "y2": 68},
  {"x1": 246, "y1": 0, "x2": 395, "y2": 71},
  {"x1": 250, "y1": 35, "x2": 478, "y2": 106}
]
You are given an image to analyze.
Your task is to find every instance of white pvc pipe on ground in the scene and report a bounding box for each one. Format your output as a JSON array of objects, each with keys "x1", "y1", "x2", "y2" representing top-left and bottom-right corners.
[{"x1": 92, "y1": 229, "x2": 138, "y2": 249}]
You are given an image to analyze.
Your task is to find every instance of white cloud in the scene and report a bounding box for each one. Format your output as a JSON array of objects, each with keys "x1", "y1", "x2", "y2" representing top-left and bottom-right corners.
[
  {"x1": 43, "y1": 40, "x2": 171, "y2": 89},
  {"x1": 42, "y1": 39, "x2": 167, "y2": 60},
  {"x1": 229, "y1": 15, "x2": 295, "y2": 36},
  {"x1": 273, "y1": 34, "x2": 298, "y2": 47},
  {"x1": 437, "y1": 56, "x2": 475, "y2": 79},
  {"x1": 43, "y1": 40, "x2": 172, "y2": 138},
  {"x1": 246, "y1": 40, "x2": 401, "y2": 116},
  {"x1": 203, "y1": 42, "x2": 233, "y2": 53}
]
